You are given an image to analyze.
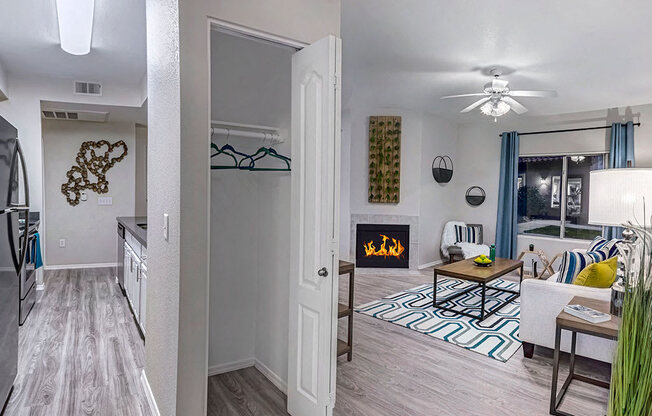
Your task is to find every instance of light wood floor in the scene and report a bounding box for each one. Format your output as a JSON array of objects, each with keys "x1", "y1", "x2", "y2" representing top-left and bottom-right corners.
[
  {"x1": 4, "y1": 268, "x2": 152, "y2": 416},
  {"x1": 208, "y1": 268, "x2": 611, "y2": 416}
]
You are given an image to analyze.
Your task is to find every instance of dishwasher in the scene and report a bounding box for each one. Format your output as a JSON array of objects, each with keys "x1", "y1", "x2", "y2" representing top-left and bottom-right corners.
[{"x1": 117, "y1": 222, "x2": 126, "y2": 294}]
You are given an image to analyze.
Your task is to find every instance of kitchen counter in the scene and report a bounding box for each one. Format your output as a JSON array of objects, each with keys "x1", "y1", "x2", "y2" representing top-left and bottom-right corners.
[{"x1": 117, "y1": 216, "x2": 147, "y2": 247}]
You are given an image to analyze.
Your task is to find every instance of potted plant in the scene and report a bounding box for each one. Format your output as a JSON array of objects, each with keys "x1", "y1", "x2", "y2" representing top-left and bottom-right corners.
[{"x1": 608, "y1": 222, "x2": 652, "y2": 416}]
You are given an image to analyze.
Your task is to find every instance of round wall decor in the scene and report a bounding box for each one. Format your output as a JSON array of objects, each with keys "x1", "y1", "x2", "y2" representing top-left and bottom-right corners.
[
  {"x1": 465, "y1": 186, "x2": 486, "y2": 206},
  {"x1": 431, "y1": 155, "x2": 453, "y2": 183}
]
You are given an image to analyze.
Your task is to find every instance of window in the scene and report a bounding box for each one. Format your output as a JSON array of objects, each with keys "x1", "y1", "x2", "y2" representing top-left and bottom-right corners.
[{"x1": 517, "y1": 154, "x2": 606, "y2": 240}]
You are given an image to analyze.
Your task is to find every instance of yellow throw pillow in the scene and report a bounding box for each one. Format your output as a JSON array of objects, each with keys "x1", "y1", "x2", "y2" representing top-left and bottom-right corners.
[{"x1": 573, "y1": 256, "x2": 618, "y2": 288}]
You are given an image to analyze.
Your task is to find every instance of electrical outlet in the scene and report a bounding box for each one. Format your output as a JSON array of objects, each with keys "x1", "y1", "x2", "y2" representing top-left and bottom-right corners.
[
  {"x1": 98, "y1": 196, "x2": 112, "y2": 206},
  {"x1": 59, "y1": 239, "x2": 66, "y2": 248},
  {"x1": 80, "y1": 191, "x2": 87, "y2": 201}
]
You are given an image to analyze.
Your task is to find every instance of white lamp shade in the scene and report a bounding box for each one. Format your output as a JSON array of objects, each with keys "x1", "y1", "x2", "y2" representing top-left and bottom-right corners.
[{"x1": 589, "y1": 168, "x2": 652, "y2": 226}]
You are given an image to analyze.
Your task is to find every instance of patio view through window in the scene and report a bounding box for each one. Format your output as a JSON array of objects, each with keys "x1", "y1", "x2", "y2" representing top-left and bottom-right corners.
[{"x1": 517, "y1": 154, "x2": 606, "y2": 240}]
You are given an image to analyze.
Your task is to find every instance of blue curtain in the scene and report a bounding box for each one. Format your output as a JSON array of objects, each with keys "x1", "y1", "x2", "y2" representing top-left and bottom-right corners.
[
  {"x1": 604, "y1": 121, "x2": 635, "y2": 239},
  {"x1": 496, "y1": 131, "x2": 519, "y2": 259}
]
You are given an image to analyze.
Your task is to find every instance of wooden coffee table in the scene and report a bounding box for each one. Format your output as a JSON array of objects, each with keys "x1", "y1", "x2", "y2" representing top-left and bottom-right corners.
[{"x1": 433, "y1": 257, "x2": 523, "y2": 321}]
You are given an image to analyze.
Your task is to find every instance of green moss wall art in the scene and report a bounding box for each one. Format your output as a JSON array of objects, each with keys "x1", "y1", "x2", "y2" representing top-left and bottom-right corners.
[{"x1": 368, "y1": 116, "x2": 401, "y2": 204}]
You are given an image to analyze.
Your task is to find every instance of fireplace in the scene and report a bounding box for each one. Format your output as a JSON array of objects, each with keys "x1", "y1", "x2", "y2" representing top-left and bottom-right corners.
[{"x1": 355, "y1": 224, "x2": 409, "y2": 268}]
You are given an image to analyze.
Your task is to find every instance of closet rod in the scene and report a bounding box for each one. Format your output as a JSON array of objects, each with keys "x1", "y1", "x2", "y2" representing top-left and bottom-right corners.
[
  {"x1": 210, "y1": 120, "x2": 283, "y2": 143},
  {"x1": 498, "y1": 122, "x2": 640, "y2": 137},
  {"x1": 211, "y1": 127, "x2": 282, "y2": 142}
]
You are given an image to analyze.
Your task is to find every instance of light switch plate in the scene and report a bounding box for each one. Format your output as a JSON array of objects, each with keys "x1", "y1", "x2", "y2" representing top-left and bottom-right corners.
[
  {"x1": 80, "y1": 191, "x2": 87, "y2": 201},
  {"x1": 98, "y1": 196, "x2": 113, "y2": 205},
  {"x1": 163, "y1": 213, "x2": 169, "y2": 241},
  {"x1": 59, "y1": 239, "x2": 65, "y2": 248}
]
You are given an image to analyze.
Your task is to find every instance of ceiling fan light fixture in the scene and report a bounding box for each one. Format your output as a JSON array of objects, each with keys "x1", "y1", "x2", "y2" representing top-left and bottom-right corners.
[{"x1": 480, "y1": 100, "x2": 510, "y2": 117}]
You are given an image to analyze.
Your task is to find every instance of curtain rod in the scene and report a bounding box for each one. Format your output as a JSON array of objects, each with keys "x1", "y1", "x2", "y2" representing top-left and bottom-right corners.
[{"x1": 499, "y1": 122, "x2": 641, "y2": 137}]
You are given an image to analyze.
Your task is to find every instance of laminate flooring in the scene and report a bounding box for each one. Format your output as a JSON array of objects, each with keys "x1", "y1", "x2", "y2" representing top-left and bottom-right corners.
[
  {"x1": 4, "y1": 268, "x2": 152, "y2": 416},
  {"x1": 208, "y1": 267, "x2": 611, "y2": 416}
]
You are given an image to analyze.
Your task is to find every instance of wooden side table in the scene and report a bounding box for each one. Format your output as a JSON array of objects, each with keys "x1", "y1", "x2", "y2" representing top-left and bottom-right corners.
[
  {"x1": 517, "y1": 249, "x2": 558, "y2": 279},
  {"x1": 338, "y1": 260, "x2": 355, "y2": 361},
  {"x1": 550, "y1": 296, "x2": 620, "y2": 416}
]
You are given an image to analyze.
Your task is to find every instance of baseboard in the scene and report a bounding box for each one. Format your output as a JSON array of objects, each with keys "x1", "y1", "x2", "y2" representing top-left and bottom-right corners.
[
  {"x1": 418, "y1": 259, "x2": 443, "y2": 269},
  {"x1": 44, "y1": 262, "x2": 117, "y2": 271},
  {"x1": 206, "y1": 358, "x2": 287, "y2": 394},
  {"x1": 254, "y1": 359, "x2": 287, "y2": 395},
  {"x1": 140, "y1": 370, "x2": 161, "y2": 416},
  {"x1": 207, "y1": 358, "x2": 256, "y2": 377},
  {"x1": 35, "y1": 283, "x2": 45, "y2": 291}
]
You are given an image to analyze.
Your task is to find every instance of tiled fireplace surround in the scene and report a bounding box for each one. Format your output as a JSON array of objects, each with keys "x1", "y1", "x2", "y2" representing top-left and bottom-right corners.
[{"x1": 350, "y1": 214, "x2": 419, "y2": 270}]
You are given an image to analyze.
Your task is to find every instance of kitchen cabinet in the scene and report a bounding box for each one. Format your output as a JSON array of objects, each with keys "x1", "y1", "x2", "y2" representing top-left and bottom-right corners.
[
  {"x1": 139, "y1": 263, "x2": 147, "y2": 335},
  {"x1": 123, "y1": 238, "x2": 146, "y2": 337}
]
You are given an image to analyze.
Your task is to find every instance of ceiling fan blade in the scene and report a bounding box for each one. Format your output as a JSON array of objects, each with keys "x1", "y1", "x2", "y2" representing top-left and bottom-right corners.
[
  {"x1": 502, "y1": 97, "x2": 528, "y2": 114},
  {"x1": 440, "y1": 93, "x2": 487, "y2": 99},
  {"x1": 460, "y1": 97, "x2": 491, "y2": 113},
  {"x1": 509, "y1": 90, "x2": 558, "y2": 98}
]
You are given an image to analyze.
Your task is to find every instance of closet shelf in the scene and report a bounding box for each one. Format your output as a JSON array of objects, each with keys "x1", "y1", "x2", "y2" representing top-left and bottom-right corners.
[{"x1": 211, "y1": 120, "x2": 284, "y2": 143}]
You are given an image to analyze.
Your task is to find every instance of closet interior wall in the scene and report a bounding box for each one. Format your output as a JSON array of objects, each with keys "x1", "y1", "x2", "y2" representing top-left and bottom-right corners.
[{"x1": 209, "y1": 30, "x2": 293, "y2": 386}]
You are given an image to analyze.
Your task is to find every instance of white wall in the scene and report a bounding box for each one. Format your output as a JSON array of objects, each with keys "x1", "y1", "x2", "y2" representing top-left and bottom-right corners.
[
  {"x1": 418, "y1": 114, "x2": 458, "y2": 266},
  {"x1": 341, "y1": 97, "x2": 459, "y2": 266},
  {"x1": 209, "y1": 31, "x2": 292, "y2": 385},
  {"x1": 0, "y1": 60, "x2": 7, "y2": 101},
  {"x1": 455, "y1": 104, "x2": 652, "y2": 262},
  {"x1": 144, "y1": 1, "x2": 182, "y2": 414},
  {"x1": 0, "y1": 74, "x2": 140, "y2": 215},
  {"x1": 0, "y1": 73, "x2": 144, "y2": 271},
  {"x1": 42, "y1": 119, "x2": 136, "y2": 266},
  {"x1": 135, "y1": 125, "x2": 147, "y2": 217},
  {"x1": 145, "y1": 0, "x2": 340, "y2": 414}
]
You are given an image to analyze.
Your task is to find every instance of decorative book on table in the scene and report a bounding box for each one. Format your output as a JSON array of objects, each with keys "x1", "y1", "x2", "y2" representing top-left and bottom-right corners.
[{"x1": 564, "y1": 304, "x2": 611, "y2": 324}]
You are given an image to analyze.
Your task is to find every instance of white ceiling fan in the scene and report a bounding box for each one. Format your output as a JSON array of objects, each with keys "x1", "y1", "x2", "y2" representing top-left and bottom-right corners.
[{"x1": 441, "y1": 69, "x2": 557, "y2": 119}]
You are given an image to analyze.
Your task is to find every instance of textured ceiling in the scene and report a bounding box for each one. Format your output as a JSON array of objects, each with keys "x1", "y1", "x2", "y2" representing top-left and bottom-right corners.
[{"x1": 342, "y1": 0, "x2": 652, "y2": 119}]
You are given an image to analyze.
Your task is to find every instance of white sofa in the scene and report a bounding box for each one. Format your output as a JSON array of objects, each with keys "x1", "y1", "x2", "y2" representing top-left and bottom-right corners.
[{"x1": 520, "y1": 273, "x2": 617, "y2": 363}]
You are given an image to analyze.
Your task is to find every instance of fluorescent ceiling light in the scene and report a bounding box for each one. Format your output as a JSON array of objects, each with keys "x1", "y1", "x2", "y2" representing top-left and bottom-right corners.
[{"x1": 56, "y1": 0, "x2": 95, "y2": 55}]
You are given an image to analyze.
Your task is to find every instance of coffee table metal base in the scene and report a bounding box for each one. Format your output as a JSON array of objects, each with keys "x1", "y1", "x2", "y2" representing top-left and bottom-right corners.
[{"x1": 432, "y1": 278, "x2": 520, "y2": 321}]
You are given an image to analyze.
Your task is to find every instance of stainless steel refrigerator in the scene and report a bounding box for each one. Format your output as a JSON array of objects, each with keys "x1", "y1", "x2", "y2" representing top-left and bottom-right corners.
[{"x1": 0, "y1": 115, "x2": 29, "y2": 410}]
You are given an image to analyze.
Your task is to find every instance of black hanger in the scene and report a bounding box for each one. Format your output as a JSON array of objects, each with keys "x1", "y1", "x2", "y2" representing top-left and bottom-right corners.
[
  {"x1": 221, "y1": 144, "x2": 256, "y2": 170},
  {"x1": 246, "y1": 146, "x2": 291, "y2": 171},
  {"x1": 210, "y1": 142, "x2": 238, "y2": 170}
]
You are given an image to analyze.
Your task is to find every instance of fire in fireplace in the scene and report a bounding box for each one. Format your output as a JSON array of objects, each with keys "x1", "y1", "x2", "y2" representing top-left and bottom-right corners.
[{"x1": 356, "y1": 224, "x2": 409, "y2": 268}]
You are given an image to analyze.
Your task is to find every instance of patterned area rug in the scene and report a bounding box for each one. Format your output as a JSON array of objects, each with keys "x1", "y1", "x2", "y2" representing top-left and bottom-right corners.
[{"x1": 355, "y1": 278, "x2": 521, "y2": 362}]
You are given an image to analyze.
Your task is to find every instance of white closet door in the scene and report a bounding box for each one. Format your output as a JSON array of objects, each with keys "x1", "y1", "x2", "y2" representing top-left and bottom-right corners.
[{"x1": 288, "y1": 35, "x2": 341, "y2": 416}]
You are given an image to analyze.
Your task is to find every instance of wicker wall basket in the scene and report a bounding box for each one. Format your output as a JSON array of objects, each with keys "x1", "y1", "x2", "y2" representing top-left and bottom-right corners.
[
  {"x1": 432, "y1": 156, "x2": 453, "y2": 183},
  {"x1": 465, "y1": 186, "x2": 486, "y2": 206}
]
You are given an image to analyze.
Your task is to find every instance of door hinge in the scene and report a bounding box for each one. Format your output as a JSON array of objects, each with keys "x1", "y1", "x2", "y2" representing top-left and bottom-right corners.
[
  {"x1": 328, "y1": 240, "x2": 338, "y2": 254},
  {"x1": 330, "y1": 74, "x2": 339, "y2": 91},
  {"x1": 328, "y1": 391, "x2": 335, "y2": 407}
]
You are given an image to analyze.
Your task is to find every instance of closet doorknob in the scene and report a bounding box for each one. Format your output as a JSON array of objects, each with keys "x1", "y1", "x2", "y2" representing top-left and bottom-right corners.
[{"x1": 317, "y1": 267, "x2": 329, "y2": 277}]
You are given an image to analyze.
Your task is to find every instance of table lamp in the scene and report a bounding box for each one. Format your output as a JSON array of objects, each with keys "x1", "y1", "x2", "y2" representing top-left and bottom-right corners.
[{"x1": 589, "y1": 168, "x2": 652, "y2": 314}]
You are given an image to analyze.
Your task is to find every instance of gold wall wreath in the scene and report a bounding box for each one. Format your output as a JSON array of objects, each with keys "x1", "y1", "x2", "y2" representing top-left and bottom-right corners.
[{"x1": 61, "y1": 140, "x2": 128, "y2": 206}]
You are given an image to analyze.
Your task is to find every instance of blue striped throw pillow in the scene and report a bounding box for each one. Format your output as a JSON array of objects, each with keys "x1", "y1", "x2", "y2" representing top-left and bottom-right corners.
[
  {"x1": 454, "y1": 225, "x2": 481, "y2": 244},
  {"x1": 557, "y1": 251, "x2": 597, "y2": 284},
  {"x1": 587, "y1": 237, "x2": 621, "y2": 258},
  {"x1": 454, "y1": 225, "x2": 467, "y2": 243}
]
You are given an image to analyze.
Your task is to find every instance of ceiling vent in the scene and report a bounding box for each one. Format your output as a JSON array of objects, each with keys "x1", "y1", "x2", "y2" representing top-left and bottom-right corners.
[
  {"x1": 74, "y1": 81, "x2": 102, "y2": 96},
  {"x1": 42, "y1": 109, "x2": 109, "y2": 122}
]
